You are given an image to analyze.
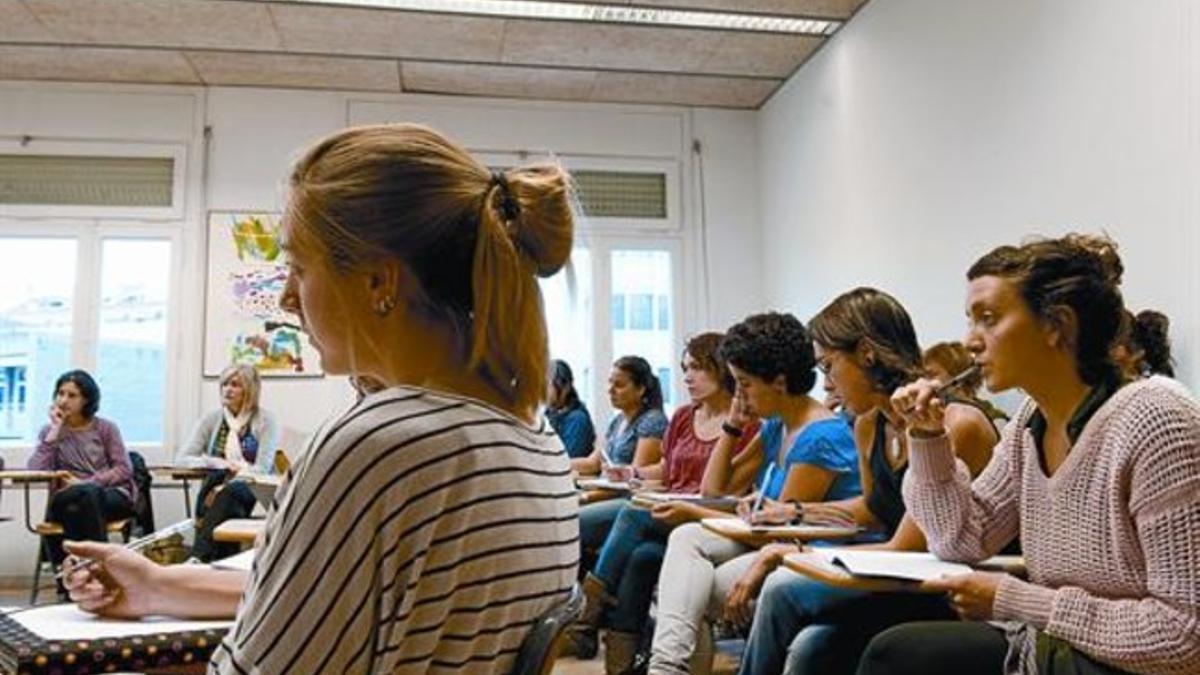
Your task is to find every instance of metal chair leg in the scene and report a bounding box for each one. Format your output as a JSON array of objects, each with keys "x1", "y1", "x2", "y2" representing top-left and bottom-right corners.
[{"x1": 30, "y1": 537, "x2": 45, "y2": 606}]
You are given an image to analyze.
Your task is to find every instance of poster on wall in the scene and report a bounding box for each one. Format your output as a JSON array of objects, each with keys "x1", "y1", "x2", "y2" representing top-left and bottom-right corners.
[{"x1": 203, "y1": 211, "x2": 321, "y2": 378}]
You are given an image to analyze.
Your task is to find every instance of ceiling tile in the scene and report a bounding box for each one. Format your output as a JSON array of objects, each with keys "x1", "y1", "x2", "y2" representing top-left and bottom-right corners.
[
  {"x1": 21, "y1": 0, "x2": 283, "y2": 50},
  {"x1": 0, "y1": 0, "x2": 55, "y2": 41},
  {"x1": 590, "y1": 71, "x2": 778, "y2": 108},
  {"x1": 402, "y1": 62, "x2": 597, "y2": 101},
  {"x1": 186, "y1": 51, "x2": 400, "y2": 92},
  {"x1": 0, "y1": 45, "x2": 199, "y2": 84},
  {"x1": 502, "y1": 20, "x2": 736, "y2": 75},
  {"x1": 702, "y1": 31, "x2": 822, "y2": 78},
  {"x1": 268, "y1": 4, "x2": 505, "y2": 61}
]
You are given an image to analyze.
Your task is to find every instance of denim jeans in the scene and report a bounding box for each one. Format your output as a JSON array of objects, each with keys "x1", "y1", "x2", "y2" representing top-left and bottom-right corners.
[
  {"x1": 579, "y1": 498, "x2": 629, "y2": 574},
  {"x1": 593, "y1": 504, "x2": 672, "y2": 590},
  {"x1": 736, "y1": 569, "x2": 955, "y2": 675}
]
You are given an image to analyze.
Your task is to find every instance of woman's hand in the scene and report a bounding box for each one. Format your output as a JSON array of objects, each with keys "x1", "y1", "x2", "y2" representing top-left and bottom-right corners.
[
  {"x1": 748, "y1": 498, "x2": 798, "y2": 526},
  {"x1": 604, "y1": 465, "x2": 635, "y2": 482},
  {"x1": 727, "y1": 393, "x2": 757, "y2": 429},
  {"x1": 735, "y1": 494, "x2": 758, "y2": 521},
  {"x1": 801, "y1": 503, "x2": 859, "y2": 528},
  {"x1": 890, "y1": 377, "x2": 948, "y2": 436},
  {"x1": 44, "y1": 405, "x2": 65, "y2": 442},
  {"x1": 922, "y1": 571, "x2": 1006, "y2": 620},
  {"x1": 723, "y1": 546, "x2": 791, "y2": 629},
  {"x1": 63, "y1": 541, "x2": 165, "y2": 619},
  {"x1": 650, "y1": 501, "x2": 700, "y2": 526}
]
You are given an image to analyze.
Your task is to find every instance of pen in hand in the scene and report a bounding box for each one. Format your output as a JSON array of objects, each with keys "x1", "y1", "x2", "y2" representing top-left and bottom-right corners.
[{"x1": 57, "y1": 519, "x2": 195, "y2": 581}]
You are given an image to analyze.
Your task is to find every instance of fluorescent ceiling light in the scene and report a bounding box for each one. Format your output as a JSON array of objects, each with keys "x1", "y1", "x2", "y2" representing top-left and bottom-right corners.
[{"x1": 291, "y1": 0, "x2": 842, "y2": 35}]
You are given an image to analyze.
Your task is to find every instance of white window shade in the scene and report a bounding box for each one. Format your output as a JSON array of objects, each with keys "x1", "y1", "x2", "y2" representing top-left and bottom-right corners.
[{"x1": 0, "y1": 154, "x2": 175, "y2": 207}]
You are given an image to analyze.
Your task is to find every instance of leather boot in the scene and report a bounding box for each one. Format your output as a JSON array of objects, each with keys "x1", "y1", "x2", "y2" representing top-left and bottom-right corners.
[{"x1": 604, "y1": 630, "x2": 641, "y2": 675}]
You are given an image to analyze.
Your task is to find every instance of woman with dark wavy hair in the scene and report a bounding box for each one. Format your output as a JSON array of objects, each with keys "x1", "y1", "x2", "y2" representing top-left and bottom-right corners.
[{"x1": 865, "y1": 234, "x2": 1200, "y2": 675}]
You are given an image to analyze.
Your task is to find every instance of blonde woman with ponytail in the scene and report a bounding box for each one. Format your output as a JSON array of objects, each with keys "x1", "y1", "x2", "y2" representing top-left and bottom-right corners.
[{"x1": 61, "y1": 124, "x2": 580, "y2": 674}]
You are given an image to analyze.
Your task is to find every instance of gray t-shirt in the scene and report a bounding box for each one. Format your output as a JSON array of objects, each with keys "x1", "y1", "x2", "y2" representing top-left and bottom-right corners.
[{"x1": 603, "y1": 408, "x2": 668, "y2": 465}]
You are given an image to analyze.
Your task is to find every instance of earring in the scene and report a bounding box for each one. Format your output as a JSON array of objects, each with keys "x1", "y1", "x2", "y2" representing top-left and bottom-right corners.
[{"x1": 374, "y1": 296, "x2": 396, "y2": 316}]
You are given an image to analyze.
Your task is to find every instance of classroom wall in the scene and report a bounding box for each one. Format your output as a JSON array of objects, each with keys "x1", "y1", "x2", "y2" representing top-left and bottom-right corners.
[
  {"x1": 757, "y1": 0, "x2": 1200, "y2": 398},
  {"x1": 0, "y1": 81, "x2": 761, "y2": 581}
]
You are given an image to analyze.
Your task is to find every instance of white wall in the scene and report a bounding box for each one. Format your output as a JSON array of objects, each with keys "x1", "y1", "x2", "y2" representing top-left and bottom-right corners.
[
  {"x1": 758, "y1": 0, "x2": 1200, "y2": 395},
  {"x1": 0, "y1": 81, "x2": 761, "y2": 580}
]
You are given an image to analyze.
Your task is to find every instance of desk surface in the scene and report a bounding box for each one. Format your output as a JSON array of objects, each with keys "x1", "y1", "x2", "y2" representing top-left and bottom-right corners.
[
  {"x1": 701, "y1": 517, "x2": 860, "y2": 549},
  {"x1": 782, "y1": 551, "x2": 1028, "y2": 593},
  {"x1": 0, "y1": 469, "x2": 67, "y2": 483},
  {"x1": 213, "y1": 518, "x2": 264, "y2": 543}
]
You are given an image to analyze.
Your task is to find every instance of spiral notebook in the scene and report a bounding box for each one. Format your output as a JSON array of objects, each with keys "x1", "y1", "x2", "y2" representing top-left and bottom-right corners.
[{"x1": 0, "y1": 604, "x2": 232, "y2": 674}]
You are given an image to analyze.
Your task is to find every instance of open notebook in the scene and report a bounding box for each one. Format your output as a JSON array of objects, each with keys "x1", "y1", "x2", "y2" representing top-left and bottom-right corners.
[
  {"x1": 810, "y1": 549, "x2": 975, "y2": 582},
  {"x1": 0, "y1": 604, "x2": 232, "y2": 673}
]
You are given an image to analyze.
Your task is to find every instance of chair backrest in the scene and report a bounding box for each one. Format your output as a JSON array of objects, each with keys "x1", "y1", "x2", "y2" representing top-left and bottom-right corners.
[
  {"x1": 510, "y1": 584, "x2": 585, "y2": 675},
  {"x1": 127, "y1": 451, "x2": 156, "y2": 536}
]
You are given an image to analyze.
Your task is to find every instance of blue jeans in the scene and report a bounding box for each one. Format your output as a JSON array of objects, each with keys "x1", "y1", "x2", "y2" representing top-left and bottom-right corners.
[
  {"x1": 592, "y1": 504, "x2": 672, "y2": 590},
  {"x1": 737, "y1": 569, "x2": 955, "y2": 675},
  {"x1": 579, "y1": 498, "x2": 628, "y2": 573}
]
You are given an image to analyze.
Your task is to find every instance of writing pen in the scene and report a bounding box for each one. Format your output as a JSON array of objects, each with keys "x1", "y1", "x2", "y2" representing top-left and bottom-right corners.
[{"x1": 57, "y1": 519, "x2": 195, "y2": 580}]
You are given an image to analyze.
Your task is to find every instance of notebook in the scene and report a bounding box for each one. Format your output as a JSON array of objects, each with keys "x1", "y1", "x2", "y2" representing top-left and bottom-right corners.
[
  {"x1": 234, "y1": 473, "x2": 283, "y2": 509},
  {"x1": 576, "y1": 477, "x2": 632, "y2": 492},
  {"x1": 0, "y1": 604, "x2": 232, "y2": 673},
  {"x1": 701, "y1": 517, "x2": 861, "y2": 540}
]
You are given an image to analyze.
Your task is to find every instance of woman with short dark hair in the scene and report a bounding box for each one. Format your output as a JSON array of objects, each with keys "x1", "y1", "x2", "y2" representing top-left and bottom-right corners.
[{"x1": 28, "y1": 369, "x2": 136, "y2": 577}]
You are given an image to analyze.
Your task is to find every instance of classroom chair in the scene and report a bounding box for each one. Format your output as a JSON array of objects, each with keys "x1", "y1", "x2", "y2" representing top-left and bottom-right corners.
[
  {"x1": 30, "y1": 517, "x2": 130, "y2": 605},
  {"x1": 511, "y1": 583, "x2": 585, "y2": 675}
]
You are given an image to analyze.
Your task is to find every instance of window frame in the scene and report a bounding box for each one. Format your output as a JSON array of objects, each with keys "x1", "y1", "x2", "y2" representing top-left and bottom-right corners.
[{"x1": 0, "y1": 215, "x2": 184, "y2": 454}]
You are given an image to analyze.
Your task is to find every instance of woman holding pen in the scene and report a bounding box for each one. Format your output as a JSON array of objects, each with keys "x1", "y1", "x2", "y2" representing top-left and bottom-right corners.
[
  {"x1": 569, "y1": 356, "x2": 667, "y2": 657},
  {"x1": 648, "y1": 312, "x2": 860, "y2": 675},
  {"x1": 732, "y1": 287, "x2": 998, "y2": 675},
  {"x1": 61, "y1": 123, "x2": 579, "y2": 673},
  {"x1": 859, "y1": 235, "x2": 1200, "y2": 675}
]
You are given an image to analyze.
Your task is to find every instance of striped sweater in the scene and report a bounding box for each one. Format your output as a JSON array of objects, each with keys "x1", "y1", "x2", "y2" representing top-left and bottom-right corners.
[
  {"x1": 904, "y1": 376, "x2": 1200, "y2": 674},
  {"x1": 209, "y1": 386, "x2": 580, "y2": 674}
]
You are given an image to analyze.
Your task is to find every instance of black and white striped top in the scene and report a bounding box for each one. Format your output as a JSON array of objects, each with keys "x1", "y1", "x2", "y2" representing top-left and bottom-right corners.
[{"x1": 209, "y1": 386, "x2": 580, "y2": 674}]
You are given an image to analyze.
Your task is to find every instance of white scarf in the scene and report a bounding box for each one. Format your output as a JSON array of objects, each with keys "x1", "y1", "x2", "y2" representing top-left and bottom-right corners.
[{"x1": 222, "y1": 406, "x2": 253, "y2": 471}]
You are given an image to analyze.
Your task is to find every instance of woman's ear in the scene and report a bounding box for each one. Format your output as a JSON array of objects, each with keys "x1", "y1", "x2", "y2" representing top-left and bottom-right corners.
[
  {"x1": 1043, "y1": 305, "x2": 1079, "y2": 352},
  {"x1": 855, "y1": 342, "x2": 876, "y2": 368},
  {"x1": 365, "y1": 259, "x2": 405, "y2": 317},
  {"x1": 771, "y1": 374, "x2": 788, "y2": 394}
]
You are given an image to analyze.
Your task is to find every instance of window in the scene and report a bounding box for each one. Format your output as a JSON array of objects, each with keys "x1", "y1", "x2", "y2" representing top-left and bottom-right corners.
[
  {"x1": 0, "y1": 238, "x2": 77, "y2": 443},
  {"x1": 94, "y1": 239, "x2": 171, "y2": 444},
  {"x1": 611, "y1": 249, "x2": 676, "y2": 409},
  {"x1": 0, "y1": 233, "x2": 175, "y2": 447},
  {"x1": 539, "y1": 248, "x2": 594, "y2": 411}
]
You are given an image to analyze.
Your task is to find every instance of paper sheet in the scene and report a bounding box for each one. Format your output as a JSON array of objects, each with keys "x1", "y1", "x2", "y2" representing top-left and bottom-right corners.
[
  {"x1": 211, "y1": 549, "x2": 256, "y2": 572},
  {"x1": 11, "y1": 604, "x2": 233, "y2": 641}
]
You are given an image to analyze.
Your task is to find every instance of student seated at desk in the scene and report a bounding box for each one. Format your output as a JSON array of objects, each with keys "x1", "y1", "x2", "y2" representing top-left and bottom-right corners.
[
  {"x1": 570, "y1": 332, "x2": 759, "y2": 672},
  {"x1": 572, "y1": 357, "x2": 667, "y2": 595},
  {"x1": 647, "y1": 312, "x2": 860, "y2": 675},
  {"x1": 732, "y1": 289, "x2": 997, "y2": 675},
  {"x1": 859, "y1": 235, "x2": 1200, "y2": 675},
  {"x1": 177, "y1": 364, "x2": 279, "y2": 562},
  {"x1": 547, "y1": 359, "x2": 597, "y2": 459},
  {"x1": 28, "y1": 369, "x2": 136, "y2": 577},
  {"x1": 63, "y1": 123, "x2": 579, "y2": 674}
]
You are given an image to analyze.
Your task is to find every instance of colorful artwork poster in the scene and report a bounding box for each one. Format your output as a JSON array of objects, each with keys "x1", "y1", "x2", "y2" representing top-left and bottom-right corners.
[{"x1": 203, "y1": 212, "x2": 321, "y2": 377}]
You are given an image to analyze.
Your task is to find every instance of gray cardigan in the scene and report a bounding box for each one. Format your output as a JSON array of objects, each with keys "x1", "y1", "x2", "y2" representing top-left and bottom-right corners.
[{"x1": 176, "y1": 408, "x2": 280, "y2": 474}]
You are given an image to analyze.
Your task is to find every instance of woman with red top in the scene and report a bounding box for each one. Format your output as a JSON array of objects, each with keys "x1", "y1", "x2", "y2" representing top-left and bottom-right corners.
[
  {"x1": 574, "y1": 332, "x2": 758, "y2": 673},
  {"x1": 863, "y1": 234, "x2": 1200, "y2": 675}
]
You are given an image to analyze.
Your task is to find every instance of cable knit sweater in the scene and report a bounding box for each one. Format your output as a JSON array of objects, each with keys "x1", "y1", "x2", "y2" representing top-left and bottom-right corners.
[{"x1": 903, "y1": 376, "x2": 1200, "y2": 675}]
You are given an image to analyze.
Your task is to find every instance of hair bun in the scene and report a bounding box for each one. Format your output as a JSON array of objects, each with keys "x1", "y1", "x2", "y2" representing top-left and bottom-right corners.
[
  {"x1": 1063, "y1": 233, "x2": 1124, "y2": 285},
  {"x1": 494, "y1": 164, "x2": 575, "y2": 277}
]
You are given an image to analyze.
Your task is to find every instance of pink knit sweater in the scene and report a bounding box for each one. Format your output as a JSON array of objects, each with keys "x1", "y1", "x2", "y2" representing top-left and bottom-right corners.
[{"x1": 904, "y1": 377, "x2": 1200, "y2": 674}]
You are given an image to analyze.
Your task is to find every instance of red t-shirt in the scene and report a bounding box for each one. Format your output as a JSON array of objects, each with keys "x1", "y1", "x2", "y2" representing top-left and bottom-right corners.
[{"x1": 662, "y1": 403, "x2": 758, "y2": 493}]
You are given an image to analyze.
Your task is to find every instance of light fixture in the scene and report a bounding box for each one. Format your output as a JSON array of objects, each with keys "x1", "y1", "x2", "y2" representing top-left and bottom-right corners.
[{"x1": 291, "y1": 0, "x2": 842, "y2": 35}]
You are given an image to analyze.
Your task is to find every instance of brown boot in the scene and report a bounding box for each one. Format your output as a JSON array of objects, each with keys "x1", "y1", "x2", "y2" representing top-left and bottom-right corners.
[
  {"x1": 581, "y1": 573, "x2": 615, "y2": 626},
  {"x1": 603, "y1": 630, "x2": 641, "y2": 675}
]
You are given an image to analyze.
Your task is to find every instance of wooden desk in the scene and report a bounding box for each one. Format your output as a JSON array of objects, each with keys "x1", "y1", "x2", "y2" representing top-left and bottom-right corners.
[
  {"x1": 213, "y1": 518, "x2": 264, "y2": 544},
  {"x1": 148, "y1": 466, "x2": 214, "y2": 518},
  {"x1": 0, "y1": 470, "x2": 67, "y2": 535},
  {"x1": 701, "y1": 517, "x2": 860, "y2": 549},
  {"x1": 782, "y1": 551, "x2": 1028, "y2": 593}
]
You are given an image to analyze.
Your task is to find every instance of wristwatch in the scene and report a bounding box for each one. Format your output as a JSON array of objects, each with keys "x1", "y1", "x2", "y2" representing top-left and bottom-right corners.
[
  {"x1": 721, "y1": 422, "x2": 744, "y2": 438},
  {"x1": 786, "y1": 500, "x2": 804, "y2": 525}
]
